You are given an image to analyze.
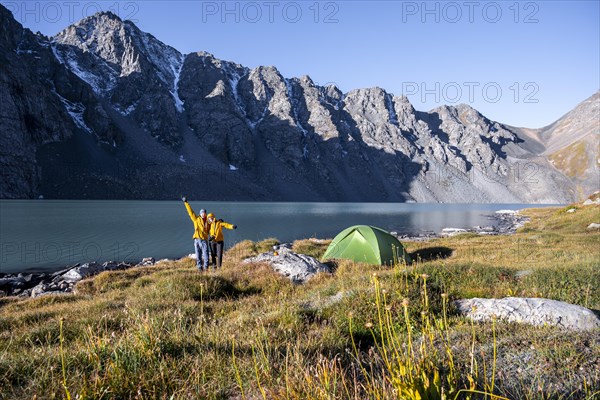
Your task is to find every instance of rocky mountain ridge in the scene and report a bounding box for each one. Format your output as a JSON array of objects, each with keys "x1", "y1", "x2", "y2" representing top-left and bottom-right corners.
[{"x1": 1, "y1": 6, "x2": 597, "y2": 202}]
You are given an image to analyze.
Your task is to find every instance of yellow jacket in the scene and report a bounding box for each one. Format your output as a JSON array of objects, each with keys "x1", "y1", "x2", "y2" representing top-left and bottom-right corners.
[
  {"x1": 209, "y1": 219, "x2": 235, "y2": 242},
  {"x1": 184, "y1": 202, "x2": 210, "y2": 240}
]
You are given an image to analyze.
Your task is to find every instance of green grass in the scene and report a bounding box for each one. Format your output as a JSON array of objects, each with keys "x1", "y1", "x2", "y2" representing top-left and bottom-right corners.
[{"x1": 0, "y1": 205, "x2": 599, "y2": 399}]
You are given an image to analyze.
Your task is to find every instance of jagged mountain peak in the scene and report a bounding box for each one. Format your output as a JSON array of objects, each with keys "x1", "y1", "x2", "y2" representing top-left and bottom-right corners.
[
  {"x1": 50, "y1": 8, "x2": 184, "y2": 143},
  {"x1": 89, "y1": 10, "x2": 122, "y2": 21},
  {"x1": 297, "y1": 75, "x2": 315, "y2": 85},
  {"x1": 320, "y1": 83, "x2": 343, "y2": 102},
  {"x1": 347, "y1": 86, "x2": 389, "y2": 96},
  {"x1": 53, "y1": 11, "x2": 182, "y2": 86},
  {"x1": 55, "y1": 11, "x2": 126, "y2": 43},
  {"x1": 195, "y1": 50, "x2": 214, "y2": 58},
  {"x1": 251, "y1": 65, "x2": 281, "y2": 76},
  {"x1": 431, "y1": 103, "x2": 489, "y2": 126}
]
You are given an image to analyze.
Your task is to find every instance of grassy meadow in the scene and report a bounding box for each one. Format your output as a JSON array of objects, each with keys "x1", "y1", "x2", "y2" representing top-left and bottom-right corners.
[{"x1": 0, "y1": 203, "x2": 599, "y2": 399}]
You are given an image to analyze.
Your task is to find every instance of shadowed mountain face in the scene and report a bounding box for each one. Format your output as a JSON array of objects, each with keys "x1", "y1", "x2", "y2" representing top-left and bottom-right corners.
[{"x1": 0, "y1": 6, "x2": 597, "y2": 202}]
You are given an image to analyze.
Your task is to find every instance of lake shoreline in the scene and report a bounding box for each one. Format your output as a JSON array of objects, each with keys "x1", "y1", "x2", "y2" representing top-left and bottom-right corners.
[
  {"x1": 1, "y1": 201, "x2": 558, "y2": 273},
  {"x1": 0, "y1": 208, "x2": 533, "y2": 298},
  {"x1": 398, "y1": 208, "x2": 531, "y2": 241}
]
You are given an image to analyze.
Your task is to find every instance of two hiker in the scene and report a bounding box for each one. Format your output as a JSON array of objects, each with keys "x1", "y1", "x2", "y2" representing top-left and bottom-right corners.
[{"x1": 182, "y1": 197, "x2": 237, "y2": 271}]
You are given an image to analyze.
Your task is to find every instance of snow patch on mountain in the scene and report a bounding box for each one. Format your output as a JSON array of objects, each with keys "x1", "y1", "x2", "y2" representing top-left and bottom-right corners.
[
  {"x1": 51, "y1": 42, "x2": 117, "y2": 94},
  {"x1": 53, "y1": 91, "x2": 93, "y2": 134},
  {"x1": 50, "y1": 43, "x2": 64, "y2": 64},
  {"x1": 135, "y1": 27, "x2": 181, "y2": 85},
  {"x1": 170, "y1": 57, "x2": 185, "y2": 113},
  {"x1": 248, "y1": 106, "x2": 268, "y2": 130},
  {"x1": 222, "y1": 62, "x2": 249, "y2": 119}
]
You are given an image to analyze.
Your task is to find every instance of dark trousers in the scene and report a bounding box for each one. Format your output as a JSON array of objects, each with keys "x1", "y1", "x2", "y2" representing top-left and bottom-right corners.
[{"x1": 210, "y1": 240, "x2": 224, "y2": 268}]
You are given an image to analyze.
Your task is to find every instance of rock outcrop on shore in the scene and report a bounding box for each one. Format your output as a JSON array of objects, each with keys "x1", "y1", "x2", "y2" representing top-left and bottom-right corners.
[
  {"x1": 398, "y1": 208, "x2": 531, "y2": 241},
  {"x1": 0, "y1": 258, "x2": 155, "y2": 298}
]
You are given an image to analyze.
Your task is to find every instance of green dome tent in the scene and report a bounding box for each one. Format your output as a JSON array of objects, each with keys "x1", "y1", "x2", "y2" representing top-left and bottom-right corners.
[{"x1": 322, "y1": 225, "x2": 411, "y2": 265}]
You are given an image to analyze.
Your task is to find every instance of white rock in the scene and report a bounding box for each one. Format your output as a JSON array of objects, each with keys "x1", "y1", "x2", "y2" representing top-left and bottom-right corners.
[
  {"x1": 587, "y1": 223, "x2": 600, "y2": 230},
  {"x1": 30, "y1": 282, "x2": 49, "y2": 298},
  {"x1": 566, "y1": 208, "x2": 577, "y2": 213},
  {"x1": 441, "y1": 228, "x2": 468, "y2": 237},
  {"x1": 455, "y1": 297, "x2": 600, "y2": 331},
  {"x1": 61, "y1": 262, "x2": 103, "y2": 282},
  {"x1": 441, "y1": 228, "x2": 467, "y2": 232},
  {"x1": 496, "y1": 209, "x2": 518, "y2": 214},
  {"x1": 243, "y1": 247, "x2": 330, "y2": 283}
]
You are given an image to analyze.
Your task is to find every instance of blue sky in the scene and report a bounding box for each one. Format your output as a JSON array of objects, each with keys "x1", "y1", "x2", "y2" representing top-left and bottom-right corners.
[{"x1": 3, "y1": 0, "x2": 599, "y2": 128}]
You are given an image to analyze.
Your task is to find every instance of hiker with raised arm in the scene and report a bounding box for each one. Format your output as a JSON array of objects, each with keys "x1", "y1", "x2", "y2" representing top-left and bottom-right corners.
[
  {"x1": 207, "y1": 213, "x2": 237, "y2": 269},
  {"x1": 182, "y1": 196, "x2": 211, "y2": 271}
]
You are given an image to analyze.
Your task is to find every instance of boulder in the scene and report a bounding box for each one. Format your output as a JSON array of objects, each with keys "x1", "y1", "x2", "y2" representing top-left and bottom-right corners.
[
  {"x1": 59, "y1": 261, "x2": 129, "y2": 283},
  {"x1": 61, "y1": 262, "x2": 104, "y2": 282},
  {"x1": 140, "y1": 257, "x2": 156, "y2": 266},
  {"x1": 441, "y1": 228, "x2": 468, "y2": 237},
  {"x1": 455, "y1": 297, "x2": 600, "y2": 331},
  {"x1": 102, "y1": 261, "x2": 130, "y2": 271},
  {"x1": 30, "y1": 282, "x2": 49, "y2": 298},
  {"x1": 582, "y1": 199, "x2": 600, "y2": 206},
  {"x1": 243, "y1": 247, "x2": 330, "y2": 283}
]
